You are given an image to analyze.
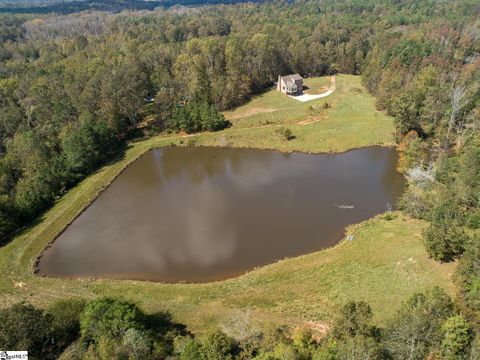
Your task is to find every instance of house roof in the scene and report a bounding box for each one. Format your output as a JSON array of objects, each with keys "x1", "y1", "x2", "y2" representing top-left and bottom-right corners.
[{"x1": 281, "y1": 74, "x2": 303, "y2": 87}]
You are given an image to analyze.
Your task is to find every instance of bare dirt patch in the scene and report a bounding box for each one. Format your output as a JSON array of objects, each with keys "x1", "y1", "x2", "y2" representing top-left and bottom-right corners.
[
  {"x1": 226, "y1": 107, "x2": 278, "y2": 121},
  {"x1": 303, "y1": 321, "x2": 329, "y2": 340},
  {"x1": 304, "y1": 85, "x2": 330, "y2": 95}
]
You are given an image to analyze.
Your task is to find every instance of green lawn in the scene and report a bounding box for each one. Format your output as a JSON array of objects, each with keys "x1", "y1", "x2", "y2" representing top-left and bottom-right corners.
[
  {"x1": 0, "y1": 74, "x2": 455, "y2": 334},
  {"x1": 142, "y1": 74, "x2": 394, "y2": 154},
  {"x1": 223, "y1": 76, "x2": 334, "y2": 127},
  {"x1": 201, "y1": 74, "x2": 395, "y2": 153}
]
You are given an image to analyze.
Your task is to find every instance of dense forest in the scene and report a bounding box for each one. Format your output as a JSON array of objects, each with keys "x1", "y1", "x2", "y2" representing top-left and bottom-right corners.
[
  {"x1": 0, "y1": 0, "x2": 263, "y2": 14},
  {"x1": 0, "y1": 0, "x2": 479, "y2": 358}
]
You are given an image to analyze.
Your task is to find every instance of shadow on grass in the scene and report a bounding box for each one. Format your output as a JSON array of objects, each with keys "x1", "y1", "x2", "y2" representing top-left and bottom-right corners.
[{"x1": 145, "y1": 311, "x2": 191, "y2": 337}]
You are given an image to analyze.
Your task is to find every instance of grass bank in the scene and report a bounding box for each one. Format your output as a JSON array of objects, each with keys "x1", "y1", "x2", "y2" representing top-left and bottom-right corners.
[{"x1": 0, "y1": 74, "x2": 454, "y2": 333}]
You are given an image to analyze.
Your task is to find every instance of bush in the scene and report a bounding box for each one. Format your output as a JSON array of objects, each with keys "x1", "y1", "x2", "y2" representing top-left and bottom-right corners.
[
  {"x1": 468, "y1": 210, "x2": 480, "y2": 229},
  {"x1": 311, "y1": 340, "x2": 337, "y2": 360},
  {"x1": 384, "y1": 287, "x2": 454, "y2": 359},
  {"x1": 383, "y1": 212, "x2": 395, "y2": 221},
  {"x1": 79, "y1": 298, "x2": 145, "y2": 344},
  {"x1": 58, "y1": 341, "x2": 86, "y2": 360},
  {"x1": 0, "y1": 194, "x2": 17, "y2": 241},
  {"x1": 455, "y1": 235, "x2": 480, "y2": 313},
  {"x1": 122, "y1": 328, "x2": 151, "y2": 359},
  {"x1": 201, "y1": 330, "x2": 235, "y2": 360},
  {"x1": 48, "y1": 298, "x2": 86, "y2": 350},
  {"x1": 423, "y1": 221, "x2": 467, "y2": 261},
  {"x1": 332, "y1": 301, "x2": 377, "y2": 340},
  {"x1": 179, "y1": 338, "x2": 202, "y2": 360},
  {"x1": 423, "y1": 196, "x2": 468, "y2": 261},
  {"x1": 441, "y1": 315, "x2": 472, "y2": 360},
  {"x1": 336, "y1": 335, "x2": 383, "y2": 360},
  {"x1": 273, "y1": 342, "x2": 298, "y2": 359},
  {"x1": 275, "y1": 127, "x2": 295, "y2": 141},
  {"x1": 396, "y1": 130, "x2": 424, "y2": 172},
  {"x1": 0, "y1": 302, "x2": 56, "y2": 359}
]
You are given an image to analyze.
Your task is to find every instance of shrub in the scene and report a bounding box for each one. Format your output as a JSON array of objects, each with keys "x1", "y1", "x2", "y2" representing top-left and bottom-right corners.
[
  {"x1": 58, "y1": 341, "x2": 86, "y2": 360},
  {"x1": 276, "y1": 127, "x2": 294, "y2": 141},
  {"x1": 332, "y1": 301, "x2": 377, "y2": 340},
  {"x1": 0, "y1": 302, "x2": 55, "y2": 359},
  {"x1": 441, "y1": 315, "x2": 472, "y2": 360},
  {"x1": 396, "y1": 130, "x2": 424, "y2": 172},
  {"x1": 179, "y1": 338, "x2": 202, "y2": 360},
  {"x1": 336, "y1": 335, "x2": 383, "y2": 360},
  {"x1": 423, "y1": 196, "x2": 468, "y2": 261},
  {"x1": 311, "y1": 340, "x2": 337, "y2": 360},
  {"x1": 201, "y1": 330, "x2": 235, "y2": 360},
  {"x1": 383, "y1": 212, "x2": 395, "y2": 221},
  {"x1": 79, "y1": 298, "x2": 145, "y2": 344},
  {"x1": 398, "y1": 185, "x2": 435, "y2": 219},
  {"x1": 468, "y1": 210, "x2": 480, "y2": 229},
  {"x1": 455, "y1": 235, "x2": 480, "y2": 313},
  {"x1": 122, "y1": 328, "x2": 151, "y2": 359},
  {"x1": 48, "y1": 298, "x2": 86, "y2": 350},
  {"x1": 384, "y1": 287, "x2": 454, "y2": 359},
  {"x1": 423, "y1": 221, "x2": 467, "y2": 261},
  {"x1": 273, "y1": 342, "x2": 298, "y2": 359}
]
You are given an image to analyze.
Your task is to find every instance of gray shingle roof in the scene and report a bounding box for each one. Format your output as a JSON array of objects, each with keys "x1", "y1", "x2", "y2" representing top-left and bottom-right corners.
[{"x1": 281, "y1": 74, "x2": 303, "y2": 87}]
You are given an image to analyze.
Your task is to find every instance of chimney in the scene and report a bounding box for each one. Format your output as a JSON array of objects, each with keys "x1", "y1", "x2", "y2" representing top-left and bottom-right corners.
[{"x1": 277, "y1": 75, "x2": 281, "y2": 91}]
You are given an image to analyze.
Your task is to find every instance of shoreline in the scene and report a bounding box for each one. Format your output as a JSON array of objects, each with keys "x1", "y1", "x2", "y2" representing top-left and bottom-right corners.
[{"x1": 33, "y1": 140, "x2": 398, "y2": 283}]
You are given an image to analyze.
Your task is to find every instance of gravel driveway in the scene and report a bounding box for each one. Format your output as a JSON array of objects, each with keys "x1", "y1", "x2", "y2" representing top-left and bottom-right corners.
[{"x1": 289, "y1": 75, "x2": 336, "y2": 102}]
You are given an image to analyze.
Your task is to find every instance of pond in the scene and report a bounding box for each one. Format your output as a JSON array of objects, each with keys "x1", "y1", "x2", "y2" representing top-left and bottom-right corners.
[{"x1": 38, "y1": 146, "x2": 405, "y2": 283}]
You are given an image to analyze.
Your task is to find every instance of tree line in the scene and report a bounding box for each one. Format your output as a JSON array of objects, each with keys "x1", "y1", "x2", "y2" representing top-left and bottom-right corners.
[
  {"x1": 1, "y1": 287, "x2": 477, "y2": 360},
  {"x1": 0, "y1": 0, "x2": 263, "y2": 15}
]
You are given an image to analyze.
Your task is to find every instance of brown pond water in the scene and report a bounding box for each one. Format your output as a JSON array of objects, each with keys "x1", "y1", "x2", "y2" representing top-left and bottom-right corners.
[{"x1": 38, "y1": 146, "x2": 405, "y2": 283}]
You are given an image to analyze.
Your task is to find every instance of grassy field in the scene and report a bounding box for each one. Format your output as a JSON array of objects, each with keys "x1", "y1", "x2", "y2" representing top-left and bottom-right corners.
[
  {"x1": 0, "y1": 74, "x2": 455, "y2": 334},
  {"x1": 183, "y1": 74, "x2": 396, "y2": 153}
]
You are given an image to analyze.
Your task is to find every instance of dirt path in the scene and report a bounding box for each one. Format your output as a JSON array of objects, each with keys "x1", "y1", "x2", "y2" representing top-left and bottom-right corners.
[{"x1": 296, "y1": 114, "x2": 330, "y2": 126}]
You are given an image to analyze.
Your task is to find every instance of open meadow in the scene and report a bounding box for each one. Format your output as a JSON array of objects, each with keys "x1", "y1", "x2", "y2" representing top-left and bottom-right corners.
[{"x1": 194, "y1": 74, "x2": 396, "y2": 153}]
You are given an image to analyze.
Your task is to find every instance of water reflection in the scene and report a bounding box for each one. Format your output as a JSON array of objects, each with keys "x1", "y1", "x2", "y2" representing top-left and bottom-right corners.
[{"x1": 39, "y1": 146, "x2": 405, "y2": 282}]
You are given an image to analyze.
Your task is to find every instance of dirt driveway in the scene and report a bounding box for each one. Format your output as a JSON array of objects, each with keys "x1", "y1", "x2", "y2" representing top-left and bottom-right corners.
[{"x1": 289, "y1": 75, "x2": 336, "y2": 102}]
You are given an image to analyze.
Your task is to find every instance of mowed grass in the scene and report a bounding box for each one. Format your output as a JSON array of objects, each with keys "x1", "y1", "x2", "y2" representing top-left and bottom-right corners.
[
  {"x1": 0, "y1": 74, "x2": 455, "y2": 334},
  {"x1": 195, "y1": 74, "x2": 396, "y2": 153}
]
